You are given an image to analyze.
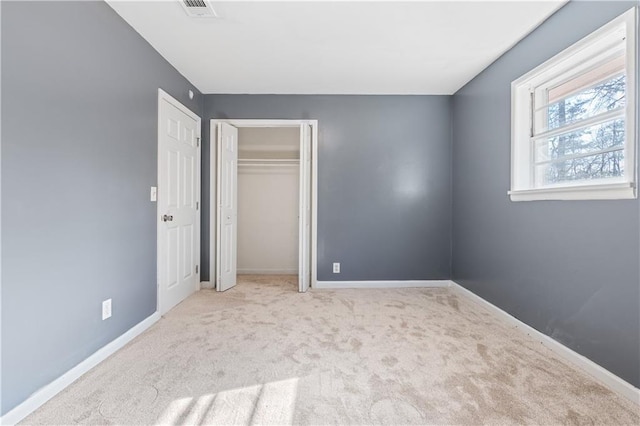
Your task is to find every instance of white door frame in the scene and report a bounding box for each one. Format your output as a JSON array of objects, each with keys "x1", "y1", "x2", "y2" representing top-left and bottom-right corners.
[
  {"x1": 209, "y1": 119, "x2": 318, "y2": 290},
  {"x1": 157, "y1": 89, "x2": 201, "y2": 313}
]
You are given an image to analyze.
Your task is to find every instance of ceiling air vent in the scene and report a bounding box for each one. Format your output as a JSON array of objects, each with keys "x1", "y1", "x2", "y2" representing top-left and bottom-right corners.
[{"x1": 180, "y1": 0, "x2": 218, "y2": 18}]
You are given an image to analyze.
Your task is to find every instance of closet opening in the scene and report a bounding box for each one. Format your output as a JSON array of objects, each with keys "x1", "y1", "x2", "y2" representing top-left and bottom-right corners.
[{"x1": 209, "y1": 119, "x2": 317, "y2": 293}]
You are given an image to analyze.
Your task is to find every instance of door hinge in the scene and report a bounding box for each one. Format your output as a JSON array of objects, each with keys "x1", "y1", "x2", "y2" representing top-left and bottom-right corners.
[
  {"x1": 196, "y1": 265, "x2": 199, "y2": 274},
  {"x1": 197, "y1": 137, "x2": 201, "y2": 147},
  {"x1": 196, "y1": 201, "x2": 199, "y2": 210}
]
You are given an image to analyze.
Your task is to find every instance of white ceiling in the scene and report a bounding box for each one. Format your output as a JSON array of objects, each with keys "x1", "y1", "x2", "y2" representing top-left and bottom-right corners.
[{"x1": 106, "y1": 0, "x2": 567, "y2": 95}]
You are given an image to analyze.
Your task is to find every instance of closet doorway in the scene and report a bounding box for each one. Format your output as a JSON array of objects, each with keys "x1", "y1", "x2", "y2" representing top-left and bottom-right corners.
[{"x1": 210, "y1": 119, "x2": 317, "y2": 293}]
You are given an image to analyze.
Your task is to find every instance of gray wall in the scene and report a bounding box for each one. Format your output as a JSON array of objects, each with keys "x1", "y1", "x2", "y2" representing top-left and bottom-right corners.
[
  {"x1": 1, "y1": 1, "x2": 202, "y2": 415},
  {"x1": 452, "y1": 1, "x2": 640, "y2": 387},
  {"x1": 202, "y1": 96, "x2": 452, "y2": 282}
]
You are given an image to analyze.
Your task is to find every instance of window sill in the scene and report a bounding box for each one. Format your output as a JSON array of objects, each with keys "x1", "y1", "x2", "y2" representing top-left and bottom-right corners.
[{"x1": 508, "y1": 182, "x2": 636, "y2": 201}]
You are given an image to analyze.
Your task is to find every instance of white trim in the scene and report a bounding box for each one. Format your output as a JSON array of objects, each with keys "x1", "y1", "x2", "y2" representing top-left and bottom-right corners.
[
  {"x1": 157, "y1": 89, "x2": 201, "y2": 313},
  {"x1": 210, "y1": 122, "x2": 216, "y2": 290},
  {"x1": 508, "y1": 181, "x2": 636, "y2": 201},
  {"x1": 450, "y1": 282, "x2": 640, "y2": 405},
  {"x1": 0, "y1": 313, "x2": 161, "y2": 426},
  {"x1": 215, "y1": 122, "x2": 222, "y2": 290},
  {"x1": 200, "y1": 281, "x2": 214, "y2": 289},
  {"x1": 311, "y1": 123, "x2": 318, "y2": 289},
  {"x1": 237, "y1": 269, "x2": 298, "y2": 275},
  {"x1": 209, "y1": 119, "x2": 319, "y2": 291},
  {"x1": 218, "y1": 119, "x2": 305, "y2": 128},
  {"x1": 298, "y1": 122, "x2": 313, "y2": 293},
  {"x1": 157, "y1": 89, "x2": 201, "y2": 132},
  {"x1": 314, "y1": 280, "x2": 453, "y2": 289},
  {"x1": 0, "y1": 2, "x2": 3, "y2": 419}
]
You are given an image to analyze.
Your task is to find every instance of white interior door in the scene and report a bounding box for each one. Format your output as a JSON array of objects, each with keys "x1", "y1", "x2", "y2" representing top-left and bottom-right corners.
[
  {"x1": 298, "y1": 124, "x2": 312, "y2": 292},
  {"x1": 217, "y1": 122, "x2": 239, "y2": 291},
  {"x1": 158, "y1": 94, "x2": 200, "y2": 314}
]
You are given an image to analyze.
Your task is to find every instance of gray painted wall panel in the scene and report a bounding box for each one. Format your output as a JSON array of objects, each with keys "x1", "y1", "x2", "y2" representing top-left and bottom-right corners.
[
  {"x1": 1, "y1": 1, "x2": 202, "y2": 414},
  {"x1": 202, "y1": 95, "x2": 452, "y2": 282},
  {"x1": 452, "y1": 1, "x2": 640, "y2": 387}
]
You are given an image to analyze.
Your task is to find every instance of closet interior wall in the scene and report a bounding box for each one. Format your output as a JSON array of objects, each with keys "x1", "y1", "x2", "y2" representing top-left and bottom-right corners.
[{"x1": 237, "y1": 127, "x2": 301, "y2": 275}]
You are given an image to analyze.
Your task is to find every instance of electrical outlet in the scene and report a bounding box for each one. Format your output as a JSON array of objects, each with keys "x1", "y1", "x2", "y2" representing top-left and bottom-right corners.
[
  {"x1": 150, "y1": 186, "x2": 157, "y2": 202},
  {"x1": 102, "y1": 299, "x2": 112, "y2": 320},
  {"x1": 333, "y1": 262, "x2": 340, "y2": 273}
]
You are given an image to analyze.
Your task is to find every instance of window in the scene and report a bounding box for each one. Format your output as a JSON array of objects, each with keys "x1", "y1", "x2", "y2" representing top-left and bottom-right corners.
[{"x1": 510, "y1": 8, "x2": 637, "y2": 201}]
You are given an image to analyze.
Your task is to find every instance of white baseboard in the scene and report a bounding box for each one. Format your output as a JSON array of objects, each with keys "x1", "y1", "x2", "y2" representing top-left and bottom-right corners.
[
  {"x1": 450, "y1": 282, "x2": 640, "y2": 405},
  {"x1": 237, "y1": 269, "x2": 298, "y2": 275},
  {"x1": 200, "y1": 280, "x2": 214, "y2": 289},
  {"x1": 314, "y1": 280, "x2": 453, "y2": 289},
  {"x1": 0, "y1": 312, "x2": 161, "y2": 426}
]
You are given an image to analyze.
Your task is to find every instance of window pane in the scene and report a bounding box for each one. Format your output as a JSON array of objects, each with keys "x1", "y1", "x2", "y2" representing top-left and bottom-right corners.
[
  {"x1": 543, "y1": 73, "x2": 626, "y2": 132},
  {"x1": 535, "y1": 149, "x2": 624, "y2": 185},
  {"x1": 535, "y1": 118, "x2": 625, "y2": 162},
  {"x1": 547, "y1": 54, "x2": 625, "y2": 103}
]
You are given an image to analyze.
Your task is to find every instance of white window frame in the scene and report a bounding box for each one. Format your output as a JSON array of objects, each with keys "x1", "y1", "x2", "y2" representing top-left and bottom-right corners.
[{"x1": 510, "y1": 7, "x2": 637, "y2": 202}]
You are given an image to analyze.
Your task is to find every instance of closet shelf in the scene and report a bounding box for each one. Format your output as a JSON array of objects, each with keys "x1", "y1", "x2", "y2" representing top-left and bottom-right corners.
[{"x1": 238, "y1": 158, "x2": 300, "y2": 166}]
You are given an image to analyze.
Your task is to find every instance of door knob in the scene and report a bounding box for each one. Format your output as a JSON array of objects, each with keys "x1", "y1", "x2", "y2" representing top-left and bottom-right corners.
[{"x1": 162, "y1": 214, "x2": 174, "y2": 222}]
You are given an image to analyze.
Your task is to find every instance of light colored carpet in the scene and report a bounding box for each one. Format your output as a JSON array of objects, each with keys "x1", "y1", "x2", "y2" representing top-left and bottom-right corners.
[{"x1": 22, "y1": 275, "x2": 639, "y2": 425}]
